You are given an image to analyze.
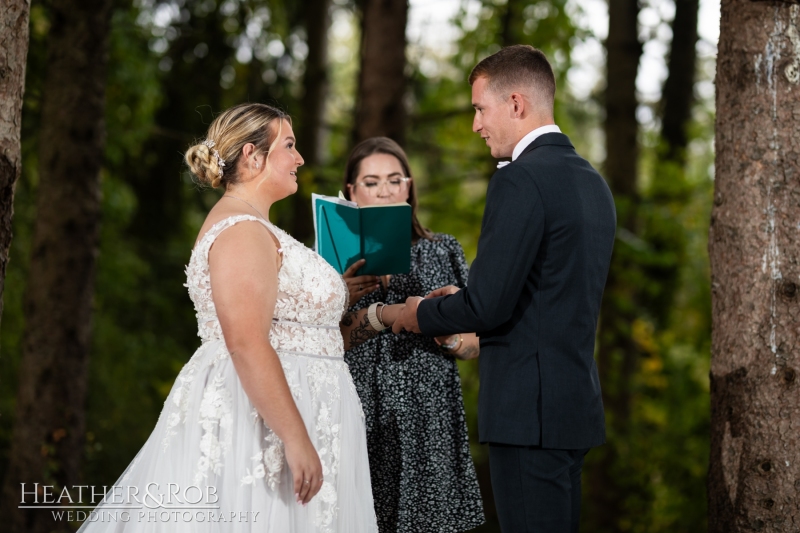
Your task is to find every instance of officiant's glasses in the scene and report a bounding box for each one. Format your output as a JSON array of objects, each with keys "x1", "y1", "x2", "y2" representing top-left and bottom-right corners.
[{"x1": 352, "y1": 176, "x2": 411, "y2": 197}]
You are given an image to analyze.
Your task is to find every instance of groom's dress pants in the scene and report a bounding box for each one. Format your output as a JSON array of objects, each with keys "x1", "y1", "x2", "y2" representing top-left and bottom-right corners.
[{"x1": 489, "y1": 444, "x2": 589, "y2": 533}]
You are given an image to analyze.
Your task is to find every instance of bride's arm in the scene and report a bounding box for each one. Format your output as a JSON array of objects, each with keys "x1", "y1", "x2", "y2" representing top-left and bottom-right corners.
[
  {"x1": 209, "y1": 221, "x2": 321, "y2": 505},
  {"x1": 340, "y1": 304, "x2": 405, "y2": 351}
]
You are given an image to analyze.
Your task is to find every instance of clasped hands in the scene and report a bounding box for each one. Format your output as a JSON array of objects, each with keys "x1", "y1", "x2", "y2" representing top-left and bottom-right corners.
[
  {"x1": 391, "y1": 285, "x2": 460, "y2": 334},
  {"x1": 341, "y1": 259, "x2": 460, "y2": 336}
]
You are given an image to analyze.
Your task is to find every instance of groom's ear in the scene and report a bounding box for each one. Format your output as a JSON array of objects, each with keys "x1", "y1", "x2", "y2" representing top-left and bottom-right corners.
[{"x1": 508, "y1": 92, "x2": 526, "y2": 119}]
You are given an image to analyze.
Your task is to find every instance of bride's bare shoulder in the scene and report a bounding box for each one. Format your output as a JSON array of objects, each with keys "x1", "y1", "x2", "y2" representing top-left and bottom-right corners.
[
  {"x1": 194, "y1": 204, "x2": 251, "y2": 246},
  {"x1": 193, "y1": 203, "x2": 281, "y2": 265}
]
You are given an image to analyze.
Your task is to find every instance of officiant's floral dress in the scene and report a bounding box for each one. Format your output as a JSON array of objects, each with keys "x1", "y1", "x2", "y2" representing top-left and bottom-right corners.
[{"x1": 344, "y1": 233, "x2": 484, "y2": 533}]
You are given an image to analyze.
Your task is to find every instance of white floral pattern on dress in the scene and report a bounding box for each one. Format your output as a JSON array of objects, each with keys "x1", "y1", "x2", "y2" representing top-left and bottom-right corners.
[
  {"x1": 282, "y1": 359, "x2": 304, "y2": 400},
  {"x1": 77, "y1": 214, "x2": 378, "y2": 533},
  {"x1": 161, "y1": 356, "x2": 198, "y2": 451},
  {"x1": 161, "y1": 343, "x2": 229, "y2": 451},
  {"x1": 193, "y1": 372, "x2": 234, "y2": 485},
  {"x1": 180, "y1": 215, "x2": 361, "y2": 529},
  {"x1": 308, "y1": 360, "x2": 342, "y2": 532}
]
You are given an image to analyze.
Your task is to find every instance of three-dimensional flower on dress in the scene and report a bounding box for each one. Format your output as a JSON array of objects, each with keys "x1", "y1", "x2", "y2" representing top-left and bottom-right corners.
[{"x1": 78, "y1": 214, "x2": 376, "y2": 532}]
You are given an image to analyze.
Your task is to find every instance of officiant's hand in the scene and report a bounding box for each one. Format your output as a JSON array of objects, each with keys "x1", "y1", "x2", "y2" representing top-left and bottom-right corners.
[
  {"x1": 425, "y1": 285, "x2": 460, "y2": 298},
  {"x1": 392, "y1": 296, "x2": 423, "y2": 334},
  {"x1": 343, "y1": 259, "x2": 380, "y2": 306}
]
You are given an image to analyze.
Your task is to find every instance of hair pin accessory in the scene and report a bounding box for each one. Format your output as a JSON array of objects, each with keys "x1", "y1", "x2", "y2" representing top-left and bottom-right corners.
[{"x1": 202, "y1": 139, "x2": 226, "y2": 178}]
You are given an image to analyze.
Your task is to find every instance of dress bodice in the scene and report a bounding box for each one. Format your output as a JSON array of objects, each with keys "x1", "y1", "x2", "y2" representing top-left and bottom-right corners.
[
  {"x1": 185, "y1": 215, "x2": 349, "y2": 357},
  {"x1": 84, "y1": 214, "x2": 377, "y2": 533}
]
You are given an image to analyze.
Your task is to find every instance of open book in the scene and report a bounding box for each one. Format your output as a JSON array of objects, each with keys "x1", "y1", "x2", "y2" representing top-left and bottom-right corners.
[{"x1": 312, "y1": 193, "x2": 411, "y2": 276}]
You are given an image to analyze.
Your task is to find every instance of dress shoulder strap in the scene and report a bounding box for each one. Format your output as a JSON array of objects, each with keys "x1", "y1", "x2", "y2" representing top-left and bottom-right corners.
[{"x1": 192, "y1": 215, "x2": 283, "y2": 264}]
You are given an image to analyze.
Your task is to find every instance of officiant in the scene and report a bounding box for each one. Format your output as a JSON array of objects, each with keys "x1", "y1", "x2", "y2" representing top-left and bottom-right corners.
[{"x1": 338, "y1": 137, "x2": 485, "y2": 533}]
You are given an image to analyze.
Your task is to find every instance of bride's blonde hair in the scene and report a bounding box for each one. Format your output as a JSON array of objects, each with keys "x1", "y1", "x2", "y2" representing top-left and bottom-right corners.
[{"x1": 185, "y1": 103, "x2": 289, "y2": 188}]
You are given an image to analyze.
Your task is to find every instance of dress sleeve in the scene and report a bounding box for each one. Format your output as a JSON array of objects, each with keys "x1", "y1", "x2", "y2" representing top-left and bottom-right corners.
[{"x1": 439, "y1": 234, "x2": 469, "y2": 288}]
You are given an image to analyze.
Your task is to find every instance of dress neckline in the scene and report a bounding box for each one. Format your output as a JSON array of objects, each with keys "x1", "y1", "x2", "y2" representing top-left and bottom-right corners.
[{"x1": 191, "y1": 214, "x2": 278, "y2": 256}]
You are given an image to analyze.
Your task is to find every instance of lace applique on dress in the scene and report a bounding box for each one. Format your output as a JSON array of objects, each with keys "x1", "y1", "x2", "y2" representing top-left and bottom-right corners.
[
  {"x1": 180, "y1": 215, "x2": 359, "y2": 528},
  {"x1": 241, "y1": 429, "x2": 284, "y2": 490},
  {"x1": 253, "y1": 222, "x2": 352, "y2": 529},
  {"x1": 79, "y1": 214, "x2": 378, "y2": 533},
  {"x1": 193, "y1": 372, "x2": 234, "y2": 485},
  {"x1": 161, "y1": 357, "x2": 199, "y2": 451},
  {"x1": 308, "y1": 360, "x2": 343, "y2": 532}
]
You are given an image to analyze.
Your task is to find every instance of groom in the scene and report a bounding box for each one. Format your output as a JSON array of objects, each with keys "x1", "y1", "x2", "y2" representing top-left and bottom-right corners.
[{"x1": 392, "y1": 45, "x2": 616, "y2": 531}]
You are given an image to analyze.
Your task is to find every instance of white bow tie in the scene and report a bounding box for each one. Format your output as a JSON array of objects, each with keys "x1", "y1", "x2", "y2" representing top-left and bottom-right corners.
[{"x1": 497, "y1": 161, "x2": 510, "y2": 169}]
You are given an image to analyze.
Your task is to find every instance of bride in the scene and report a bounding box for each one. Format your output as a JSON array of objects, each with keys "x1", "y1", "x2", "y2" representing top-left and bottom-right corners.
[{"x1": 78, "y1": 103, "x2": 407, "y2": 532}]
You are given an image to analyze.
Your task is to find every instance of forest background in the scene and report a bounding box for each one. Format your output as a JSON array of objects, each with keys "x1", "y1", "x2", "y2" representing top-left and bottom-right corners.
[{"x1": 0, "y1": 0, "x2": 719, "y2": 530}]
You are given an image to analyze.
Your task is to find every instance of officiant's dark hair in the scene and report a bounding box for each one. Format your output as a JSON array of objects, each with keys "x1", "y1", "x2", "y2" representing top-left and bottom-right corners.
[
  {"x1": 469, "y1": 45, "x2": 556, "y2": 110},
  {"x1": 343, "y1": 137, "x2": 433, "y2": 241}
]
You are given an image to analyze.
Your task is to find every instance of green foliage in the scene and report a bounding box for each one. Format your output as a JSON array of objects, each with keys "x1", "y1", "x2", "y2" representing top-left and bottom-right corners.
[
  {"x1": 581, "y1": 74, "x2": 714, "y2": 531},
  {"x1": 407, "y1": 3, "x2": 713, "y2": 532},
  {"x1": 0, "y1": 0, "x2": 713, "y2": 531}
]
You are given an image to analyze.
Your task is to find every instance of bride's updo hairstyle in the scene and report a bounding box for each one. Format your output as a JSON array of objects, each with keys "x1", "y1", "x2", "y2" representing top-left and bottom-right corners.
[{"x1": 185, "y1": 103, "x2": 289, "y2": 188}]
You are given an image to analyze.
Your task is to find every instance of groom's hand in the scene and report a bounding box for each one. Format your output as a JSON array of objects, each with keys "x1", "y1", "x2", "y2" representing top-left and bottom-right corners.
[
  {"x1": 425, "y1": 285, "x2": 460, "y2": 299},
  {"x1": 392, "y1": 296, "x2": 423, "y2": 334}
]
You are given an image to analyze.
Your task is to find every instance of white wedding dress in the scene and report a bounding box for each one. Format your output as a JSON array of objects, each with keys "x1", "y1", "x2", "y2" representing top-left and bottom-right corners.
[{"x1": 78, "y1": 215, "x2": 377, "y2": 532}]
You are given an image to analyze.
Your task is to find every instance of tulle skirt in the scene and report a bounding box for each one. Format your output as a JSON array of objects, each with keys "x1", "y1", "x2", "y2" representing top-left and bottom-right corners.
[{"x1": 77, "y1": 339, "x2": 377, "y2": 532}]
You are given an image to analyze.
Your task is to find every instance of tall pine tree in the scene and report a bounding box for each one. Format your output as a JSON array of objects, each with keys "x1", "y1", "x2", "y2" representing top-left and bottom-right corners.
[
  {"x1": 709, "y1": 2, "x2": 800, "y2": 531},
  {"x1": 1, "y1": 0, "x2": 113, "y2": 531}
]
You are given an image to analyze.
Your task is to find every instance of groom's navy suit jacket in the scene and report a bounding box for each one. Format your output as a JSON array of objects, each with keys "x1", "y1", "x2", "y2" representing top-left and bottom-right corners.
[{"x1": 418, "y1": 133, "x2": 616, "y2": 449}]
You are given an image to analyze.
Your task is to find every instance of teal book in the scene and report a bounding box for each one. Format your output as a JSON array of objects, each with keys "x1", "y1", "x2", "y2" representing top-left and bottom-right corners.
[{"x1": 312, "y1": 193, "x2": 411, "y2": 276}]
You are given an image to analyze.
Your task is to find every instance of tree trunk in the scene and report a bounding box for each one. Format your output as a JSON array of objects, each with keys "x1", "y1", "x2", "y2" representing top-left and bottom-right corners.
[
  {"x1": 708, "y1": 3, "x2": 800, "y2": 532},
  {"x1": 0, "y1": 0, "x2": 112, "y2": 531},
  {"x1": 0, "y1": 0, "x2": 31, "y2": 328},
  {"x1": 354, "y1": 0, "x2": 408, "y2": 145},
  {"x1": 641, "y1": 0, "x2": 699, "y2": 325},
  {"x1": 500, "y1": 0, "x2": 521, "y2": 47},
  {"x1": 661, "y1": 0, "x2": 699, "y2": 163},
  {"x1": 604, "y1": 0, "x2": 641, "y2": 205},
  {"x1": 291, "y1": 0, "x2": 331, "y2": 243},
  {"x1": 587, "y1": 0, "x2": 642, "y2": 529}
]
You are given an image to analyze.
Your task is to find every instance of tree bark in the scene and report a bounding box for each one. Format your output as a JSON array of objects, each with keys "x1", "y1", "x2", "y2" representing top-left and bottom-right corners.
[
  {"x1": 0, "y1": 0, "x2": 31, "y2": 329},
  {"x1": 587, "y1": 0, "x2": 642, "y2": 529},
  {"x1": 291, "y1": 0, "x2": 331, "y2": 243},
  {"x1": 709, "y1": 3, "x2": 800, "y2": 532},
  {"x1": 354, "y1": 0, "x2": 408, "y2": 145},
  {"x1": 0, "y1": 0, "x2": 112, "y2": 531}
]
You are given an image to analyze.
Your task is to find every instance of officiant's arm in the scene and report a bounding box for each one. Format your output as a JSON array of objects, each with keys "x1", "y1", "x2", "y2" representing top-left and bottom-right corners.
[
  {"x1": 415, "y1": 168, "x2": 544, "y2": 337},
  {"x1": 340, "y1": 303, "x2": 404, "y2": 351},
  {"x1": 435, "y1": 331, "x2": 480, "y2": 360}
]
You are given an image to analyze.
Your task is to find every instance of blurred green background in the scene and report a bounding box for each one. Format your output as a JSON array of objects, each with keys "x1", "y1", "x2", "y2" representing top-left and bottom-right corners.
[{"x1": 0, "y1": 0, "x2": 715, "y2": 530}]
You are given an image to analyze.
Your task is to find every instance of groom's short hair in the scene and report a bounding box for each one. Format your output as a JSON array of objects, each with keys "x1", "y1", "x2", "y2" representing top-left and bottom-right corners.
[{"x1": 469, "y1": 45, "x2": 556, "y2": 110}]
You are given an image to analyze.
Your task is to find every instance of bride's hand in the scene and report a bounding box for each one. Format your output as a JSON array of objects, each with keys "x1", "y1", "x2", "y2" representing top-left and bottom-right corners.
[
  {"x1": 284, "y1": 435, "x2": 323, "y2": 505},
  {"x1": 378, "y1": 304, "x2": 405, "y2": 327},
  {"x1": 343, "y1": 259, "x2": 380, "y2": 307},
  {"x1": 425, "y1": 285, "x2": 460, "y2": 299}
]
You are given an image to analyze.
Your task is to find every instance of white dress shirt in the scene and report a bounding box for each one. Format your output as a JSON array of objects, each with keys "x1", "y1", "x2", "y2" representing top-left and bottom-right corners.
[{"x1": 497, "y1": 124, "x2": 562, "y2": 168}]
